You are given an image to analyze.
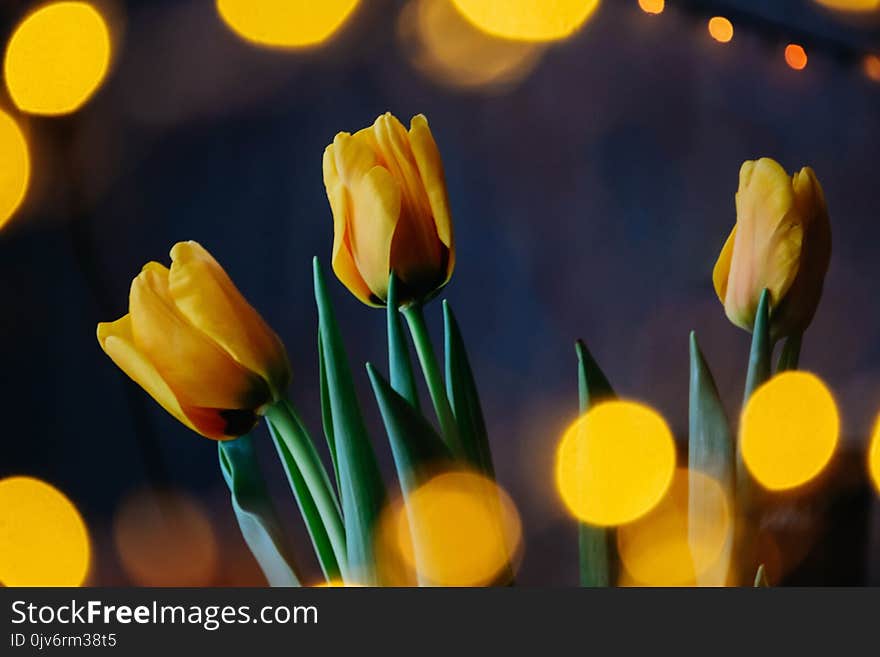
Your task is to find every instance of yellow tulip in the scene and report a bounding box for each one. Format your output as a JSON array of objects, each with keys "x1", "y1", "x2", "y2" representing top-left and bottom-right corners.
[
  {"x1": 323, "y1": 112, "x2": 454, "y2": 306},
  {"x1": 712, "y1": 158, "x2": 831, "y2": 340},
  {"x1": 97, "y1": 242, "x2": 290, "y2": 440}
]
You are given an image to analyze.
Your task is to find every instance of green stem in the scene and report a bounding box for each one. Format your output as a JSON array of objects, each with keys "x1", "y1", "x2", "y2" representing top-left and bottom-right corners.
[
  {"x1": 403, "y1": 303, "x2": 464, "y2": 457},
  {"x1": 265, "y1": 399, "x2": 348, "y2": 581},
  {"x1": 387, "y1": 274, "x2": 420, "y2": 409}
]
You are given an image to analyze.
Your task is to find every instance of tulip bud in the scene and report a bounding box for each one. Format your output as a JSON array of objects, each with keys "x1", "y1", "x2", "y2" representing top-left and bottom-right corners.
[
  {"x1": 323, "y1": 112, "x2": 454, "y2": 306},
  {"x1": 97, "y1": 242, "x2": 290, "y2": 440},
  {"x1": 712, "y1": 158, "x2": 831, "y2": 341}
]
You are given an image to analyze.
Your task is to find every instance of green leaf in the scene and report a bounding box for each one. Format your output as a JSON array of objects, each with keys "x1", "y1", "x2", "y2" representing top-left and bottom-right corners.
[
  {"x1": 367, "y1": 363, "x2": 451, "y2": 496},
  {"x1": 403, "y1": 303, "x2": 465, "y2": 458},
  {"x1": 264, "y1": 413, "x2": 344, "y2": 583},
  {"x1": 777, "y1": 332, "x2": 802, "y2": 372},
  {"x1": 313, "y1": 257, "x2": 386, "y2": 585},
  {"x1": 575, "y1": 339, "x2": 617, "y2": 587},
  {"x1": 219, "y1": 435, "x2": 303, "y2": 587},
  {"x1": 743, "y1": 289, "x2": 772, "y2": 404},
  {"x1": 318, "y1": 334, "x2": 340, "y2": 489},
  {"x1": 736, "y1": 289, "x2": 771, "y2": 585},
  {"x1": 754, "y1": 564, "x2": 770, "y2": 587},
  {"x1": 688, "y1": 332, "x2": 734, "y2": 587},
  {"x1": 443, "y1": 300, "x2": 494, "y2": 476},
  {"x1": 387, "y1": 274, "x2": 420, "y2": 409}
]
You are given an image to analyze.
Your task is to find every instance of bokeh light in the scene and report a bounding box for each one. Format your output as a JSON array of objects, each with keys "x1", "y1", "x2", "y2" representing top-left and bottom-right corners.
[
  {"x1": 638, "y1": 0, "x2": 664, "y2": 15},
  {"x1": 741, "y1": 372, "x2": 839, "y2": 491},
  {"x1": 394, "y1": 471, "x2": 522, "y2": 586},
  {"x1": 785, "y1": 44, "x2": 809, "y2": 70},
  {"x1": 812, "y1": 0, "x2": 880, "y2": 11},
  {"x1": 555, "y1": 401, "x2": 676, "y2": 526},
  {"x1": 869, "y1": 415, "x2": 880, "y2": 493},
  {"x1": 708, "y1": 17, "x2": 734, "y2": 43},
  {"x1": 450, "y1": 0, "x2": 601, "y2": 43},
  {"x1": 216, "y1": 0, "x2": 360, "y2": 48},
  {"x1": 0, "y1": 110, "x2": 30, "y2": 230},
  {"x1": 398, "y1": 0, "x2": 544, "y2": 92},
  {"x1": 0, "y1": 476, "x2": 90, "y2": 586},
  {"x1": 4, "y1": 2, "x2": 112, "y2": 115},
  {"x1": 114, "y1": 488, "x2": 218, "y2": 586},
  {"x1": 863, "y1": 55, "x2": 880, "y2": 82},
  {"x1": 617, "y1": 469, "x2": 731, "y2": 586},
  {"x1": 620, "y1": 473, "x2": 726, "y2": 587}
]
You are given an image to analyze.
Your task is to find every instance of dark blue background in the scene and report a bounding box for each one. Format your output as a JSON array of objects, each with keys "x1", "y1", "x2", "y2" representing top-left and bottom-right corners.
[{"x1": 1, "y1": 0, "x2": 878, "y2": 585}]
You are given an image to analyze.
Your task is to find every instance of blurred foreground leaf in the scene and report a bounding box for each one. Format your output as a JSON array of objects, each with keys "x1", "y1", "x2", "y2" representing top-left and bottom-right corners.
[
  {"x1": 219, "y1": 435, "x2": 303, "y2": 587},
  {"x1": 754, "y1": 564, "x2": 769, "y2": 587}
]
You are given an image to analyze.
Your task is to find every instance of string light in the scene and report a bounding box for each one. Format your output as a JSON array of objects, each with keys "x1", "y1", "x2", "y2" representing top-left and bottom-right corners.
[
  {"x1": 785, "y1": 44, "x2": 809, "y2": 71},
  {"x1": 708, "y1": 17, "x2": 734, "y2": 43}
]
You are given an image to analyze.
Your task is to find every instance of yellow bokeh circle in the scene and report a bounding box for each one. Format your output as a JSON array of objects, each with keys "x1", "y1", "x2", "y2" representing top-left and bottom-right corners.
[
  {"x1": 0, "y1": 476, "x2": 91, "y2": 586},
  {"x1": 0, "y1": 110, "x2": 30, "y2": 229},
  {"x1": 813, "y1": 0, "x2": 880, "y2": 12},
  {"x1": 555, "y1": 400, "x2": 676, "y2": 526},
  {"x1": 216, "y1": 0, "x2": 361, "y2": 48},
  {"x1": 396, "y1": 471, "x2": 521, "y2": 586},
  {"x1": 4, "y1": 2, "x2": 112, "y2": 116},
  {"x1": 741, "y1": 372, "x2": 839, "y2": 491},
  {"x1": 869, "y1": 416, "x2": 880, "y2": 494},
  {"x1": 451, "y1": 0, "x2": 601, "y2": 43},
  {"x1": 708, "y1": 17, "x2": 734, "y2": 43},
  {"x1": 617, "y1": 469, "x2": 731, "y2": 586}
]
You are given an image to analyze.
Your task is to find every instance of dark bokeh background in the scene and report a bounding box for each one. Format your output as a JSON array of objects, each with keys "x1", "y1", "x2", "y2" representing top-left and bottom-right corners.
[{"x1": 1, "y1": 0, "x2": 878, "y2": 585}]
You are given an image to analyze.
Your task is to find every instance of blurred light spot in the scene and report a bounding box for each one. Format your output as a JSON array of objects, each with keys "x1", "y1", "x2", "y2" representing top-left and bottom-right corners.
[
  {"x1": 216, "y1": 0, "x2": 360, "y2": 48},
  {"x1": 450, "y1": 0, "x2": 601, "y2": 42},
  {"x1": 617, "y1": 469, "x2": 731, "y2": 586},
  {"x1": 395, "y1": 471, "x2": 521, "y2": 586},
  {"x1": 314, "y1": 580, "x2": 364, "y2": 587},
  {"x1": 0, "y1": 476, "x2": 90, "y2": 586},
  {"x1": 863, "y1": 54, "x2": 880, "y2": 82},
  {"x1": 4, "y1": 2, "x2": 111, "y2": 115},
  {"x1": 638, "y1": 0, "x2": 664, "y2": 14},
  {"x1": 114, "y1": 488, "x2": 218, "y2": 586},
  {"x1": 813, "y1": 0, "x2": 880, "y2": 11},
  {"x1": 398, "y1": 0, "x2": 543, "y2": 92},
  {"x1": 0, "y1": 111, "x2": 30, "y2": 229},
  {"x1": 708, "y1": 17, "x2": 733, "y2": 43},
  {"x1": 741, "y1": 372, "x2": 838, "y2": 491},
  {"x1": 555, "y1": 401, "x2": 676, "y2": 526},
  {"x1": 785, "y1": 44, "x2": 808, "y2": 70},
  {"x1": 869, "y1": 416, "x2": 880, "y2": 493}
]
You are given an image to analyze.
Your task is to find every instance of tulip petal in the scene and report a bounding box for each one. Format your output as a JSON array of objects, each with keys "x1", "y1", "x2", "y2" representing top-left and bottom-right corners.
[
  {"x1": 409, "y1": 114, "x2": 453, "y2": 250},
  {"x1": 129, "y1": 261, "x2": 271, "y2": 412},
  {"x1": 712, "y1": 225, "x2": 736, "y2": 303},
  {"x1": 323, "y1": 144, "x2": 375, "y2": 306},
  {"x1": 168, "y1": 241, "x2": 290, "y2": 399},
  {"x1": 349, "y1": 165, "x2": 401, "y2": 301},
  {"x1": 726, "y1": 158, "x2": 803, "y2": 328},
  {"x1": 97, "y1": 315, "x2": 196, "y2": 433}
]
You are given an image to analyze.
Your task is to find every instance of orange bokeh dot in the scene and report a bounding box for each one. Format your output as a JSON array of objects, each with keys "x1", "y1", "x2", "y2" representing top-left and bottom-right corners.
[
  {"x1": 708, "y1": 17, "x2": 734, "y2": 43},
  {"x1": 785, "y1": 44, "x2": 808, "y2": 70},
  {"x1": 638, "y1": 0, "x2": 664, "y2": 14},
  {"x1": 863, "y1": 55, "x2": 880, "y2": 82}
]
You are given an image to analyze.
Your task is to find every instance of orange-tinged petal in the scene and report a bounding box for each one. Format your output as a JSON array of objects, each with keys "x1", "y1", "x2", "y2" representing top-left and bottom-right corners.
[
  {"x1": 349, "y1": 165, "x2": 401, "y2": 300},
  {"x1": 97, "y1": 315, "x2": 197, "y2": 433},
  {"x1": 712, "y1": 225, "x2": 736, "y2": 303},
  {"x1": 129, "y1": 262, "x2": 271, "y2": 412},
  {"x1": 332, "y1": 131, "x2": 378, "y2": 186},
  {"x1": 323, "y1": 144, "x2": 375, "y2": 305},
  {"x1": 167, "y1": 241, "x2": 290, "y2": 399}
]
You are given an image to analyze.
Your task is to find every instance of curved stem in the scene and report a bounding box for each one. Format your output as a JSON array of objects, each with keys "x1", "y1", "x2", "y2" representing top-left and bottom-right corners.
[{"x1": 402, "y1": 304, "x2": 464, "y2": 457}]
